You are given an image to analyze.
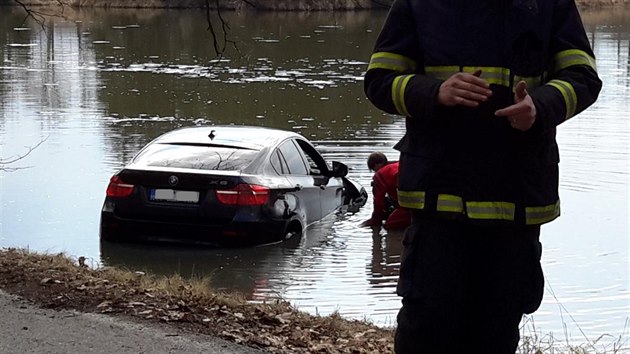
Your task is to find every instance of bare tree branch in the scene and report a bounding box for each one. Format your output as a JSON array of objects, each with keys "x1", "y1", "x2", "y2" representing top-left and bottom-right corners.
[
  {"x1": 216, "y1": 0, "x2": 239, "y2": 55},
  {"x1": 204, "y1": 0, "x2": 242, "y2": 58},
  {"x1": 368, "y1": 0, "x2": 392, "y2": 8},
  {"x1": 11, "y1": 0, "x2": 71, "y2": 35},
  {"x1": 13, "y1": 0, "x2": 46, "y2": 25},
  {"x1": 0, "y1": 136, "x2": 49, "y2": 172},
  {"x1": 204, "y1": 0, "x2": 221, "y2": 56}
]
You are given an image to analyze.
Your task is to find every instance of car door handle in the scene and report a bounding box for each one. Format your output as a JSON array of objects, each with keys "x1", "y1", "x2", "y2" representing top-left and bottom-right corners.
[
  {"x1": 319, "y1": 185, "x2": 326, "y2": 190},
  {"x1": 294, "y1": 184, "x2": 303, "y2": 191}
]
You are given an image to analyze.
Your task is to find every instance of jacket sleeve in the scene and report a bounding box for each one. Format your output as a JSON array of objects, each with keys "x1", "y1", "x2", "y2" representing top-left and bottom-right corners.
[
  {"x1": 529, "y1": 0, "x2": 602, "y2": 130},
  {"x1": 363, "y1": 0, "x2": 442, "y2": 120},
  {"x1": 370, "y1": 172, "x2": 388, "y2": 222}
]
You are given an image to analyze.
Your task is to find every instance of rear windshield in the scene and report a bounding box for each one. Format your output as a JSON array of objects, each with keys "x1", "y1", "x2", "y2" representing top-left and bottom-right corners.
[{"x1": 133, "y1": 143, "x2": 259, "y2": 171}]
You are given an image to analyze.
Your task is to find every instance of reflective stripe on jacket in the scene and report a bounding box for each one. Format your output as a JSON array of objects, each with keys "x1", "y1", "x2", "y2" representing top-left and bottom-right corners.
[{"x1": 364, "y1": 0, "x2": 602, "y2": 225}]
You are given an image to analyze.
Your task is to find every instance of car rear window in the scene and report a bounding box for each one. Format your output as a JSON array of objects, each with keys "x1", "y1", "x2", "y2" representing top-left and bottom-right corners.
[{"x1": 133, "y1": 143, "x2": 259, "y2": 171}]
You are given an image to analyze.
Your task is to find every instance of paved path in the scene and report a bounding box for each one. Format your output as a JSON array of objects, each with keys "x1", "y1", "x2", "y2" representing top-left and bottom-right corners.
[{"x1": 0, "y1": 290, "x2": 268, "y2": 354}]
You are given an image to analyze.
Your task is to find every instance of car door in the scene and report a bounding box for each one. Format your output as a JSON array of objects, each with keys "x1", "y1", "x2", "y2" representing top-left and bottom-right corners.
[
  {"x1": 276, "y1": 139, "x2": 322, "y2": 224},
  {"x1": 294, "y1": 139, "x2": 345, "y2": 218}
]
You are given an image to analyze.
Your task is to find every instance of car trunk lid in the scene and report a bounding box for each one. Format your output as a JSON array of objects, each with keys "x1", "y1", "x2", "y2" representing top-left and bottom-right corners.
[{"x1": 113, "y1": 169, "x2": 244, "y2": 225}]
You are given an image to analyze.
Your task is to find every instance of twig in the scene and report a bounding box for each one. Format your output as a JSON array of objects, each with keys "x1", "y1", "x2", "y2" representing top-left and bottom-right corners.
[
  {"x1": 545, "y1": 274, "x2": 596, "y2": 350},
  {"x1": 0, "y1": 136, "x2": 49, "y2": 172},
  {"x1": 205, "y1": 0, "x2": 221, "y2": 56},
  {"x1": 239, "y1": 0, "x2": 257, "y2": 8},
  {"x1": 368, "y1": 0, "x2": 392, "y2": 8},
  {"x1": 216, "y1": 0, "x2": 239, "y2": 55}
]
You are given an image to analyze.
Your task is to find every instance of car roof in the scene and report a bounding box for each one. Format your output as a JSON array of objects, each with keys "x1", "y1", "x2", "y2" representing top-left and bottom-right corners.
[{"x1": 153, "y1": 125, "x2": 303, "y2": 150}]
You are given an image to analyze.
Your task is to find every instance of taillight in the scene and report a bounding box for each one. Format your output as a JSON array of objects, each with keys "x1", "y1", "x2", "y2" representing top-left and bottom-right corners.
[
  {"x1": 216, "y1": 184, "x2": 269, "y2": 206},
  {"x1": 106, "y1": 175, "x2": 135, "y2": 198}
]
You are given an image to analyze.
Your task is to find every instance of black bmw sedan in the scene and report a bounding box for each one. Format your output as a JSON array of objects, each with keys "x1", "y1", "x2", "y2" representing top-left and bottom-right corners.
[{"x1": 100, "y1": 125, "x2": 367, "y2": 247}]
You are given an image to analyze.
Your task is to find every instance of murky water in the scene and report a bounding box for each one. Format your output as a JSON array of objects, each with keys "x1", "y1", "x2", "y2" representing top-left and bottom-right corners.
[{"x1": 1, "y1": 6, "x2": 628, "y2": 349}]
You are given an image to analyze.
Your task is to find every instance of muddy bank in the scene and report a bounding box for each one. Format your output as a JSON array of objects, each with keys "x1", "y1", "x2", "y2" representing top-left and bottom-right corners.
[
  {"x1": 0, "y1": 249, "x2": 396, "y2": 354},
  {"x1": 1, "y1": 0, "x2": 384, "y2": 10},
  {"x1": 3, "y1": 0, "x2": 628, "y2": 10},
  {"x1": 0, "y1": 248, "x2": 607, "y2": 354}
]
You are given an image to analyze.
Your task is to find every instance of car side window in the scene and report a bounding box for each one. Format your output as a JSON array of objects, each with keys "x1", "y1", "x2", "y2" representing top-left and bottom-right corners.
[
  {"x1": 302, "y1": 151, "x2": 321, "y2": 175},
  {"x1": 277, "y1": 140, "x2": 308, "y2": 175},
  {"x1": 295, "y1": 139, "x2": 328, "y2": 175},
  {"x1": 270, "y1": 149, "x2": 288, "y2": 175}
]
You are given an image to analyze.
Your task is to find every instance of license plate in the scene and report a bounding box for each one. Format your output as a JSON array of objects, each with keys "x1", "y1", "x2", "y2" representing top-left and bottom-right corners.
[{"x1": 150, "y1": 189, "x2": 199, "y2": 203}]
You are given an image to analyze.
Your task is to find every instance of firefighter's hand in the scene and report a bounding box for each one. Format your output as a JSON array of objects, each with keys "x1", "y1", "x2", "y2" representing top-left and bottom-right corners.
[
  {"x1": 495, "y1": 80, "x2": 537, "y2": 131},
  {"x1": 437, "y1": 69, "x2": 493, "y2": 107}
]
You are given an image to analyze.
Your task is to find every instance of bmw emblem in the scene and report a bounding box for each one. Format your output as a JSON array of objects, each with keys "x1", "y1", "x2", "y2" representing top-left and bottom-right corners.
[{"x1": 168, "y1": 175, "x2": 179, "y2": 186}]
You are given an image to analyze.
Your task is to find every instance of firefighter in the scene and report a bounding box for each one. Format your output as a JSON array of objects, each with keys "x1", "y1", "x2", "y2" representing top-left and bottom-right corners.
[
  {"x1": 364, "y1": 0, "x2": 602, "y2": 353},
  {"x1": 361, "y1": 152, "x2": 411, "y2": 231}
]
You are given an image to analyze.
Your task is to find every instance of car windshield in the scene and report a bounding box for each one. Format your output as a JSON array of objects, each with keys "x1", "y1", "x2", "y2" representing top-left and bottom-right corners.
[{"x1": 133, "y1": 143, "x2": 259, "y2": 171}]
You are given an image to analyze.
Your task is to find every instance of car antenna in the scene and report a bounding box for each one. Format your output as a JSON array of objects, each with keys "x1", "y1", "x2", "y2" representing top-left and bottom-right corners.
[{"x1": 208, "y1": 130, "x2": 216, "y2": 140}]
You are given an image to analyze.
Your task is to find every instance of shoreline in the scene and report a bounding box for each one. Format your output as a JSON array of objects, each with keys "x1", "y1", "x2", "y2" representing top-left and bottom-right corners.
[
  {"x1": 3, "y1": 0, "x2": 629, "y2": 10},
  {"x1": 1, "y1": 248, "x2": 621, "y2": 353}
]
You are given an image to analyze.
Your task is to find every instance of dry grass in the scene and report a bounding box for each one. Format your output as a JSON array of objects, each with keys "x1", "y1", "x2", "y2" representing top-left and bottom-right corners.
[
  {"x1": 0, "y1": 248, "x2": 626, "y2": 354},
  {"x1": 518, "y1": 316, "x2": 629, "y2": 354},
  {"x1": 0, "y1": 248, "x2": 394, "y2": 353},
  {"x1": 0, "y1": 0, "x2": 388, "y2": 10},
  {"x1": 5, "y1": 0, "x2": 629, "y2": 10}
]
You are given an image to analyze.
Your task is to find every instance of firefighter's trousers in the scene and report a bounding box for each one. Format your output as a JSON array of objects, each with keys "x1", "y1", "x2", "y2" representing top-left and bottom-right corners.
[{"x1": 394, "y1": 213, "x2": 544, "y2": 354}]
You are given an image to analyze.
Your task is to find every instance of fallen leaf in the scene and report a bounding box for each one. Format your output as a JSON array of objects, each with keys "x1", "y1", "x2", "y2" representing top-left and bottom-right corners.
[{"x1": 96, "y1": 301, "x2": 112, "y2": 308}]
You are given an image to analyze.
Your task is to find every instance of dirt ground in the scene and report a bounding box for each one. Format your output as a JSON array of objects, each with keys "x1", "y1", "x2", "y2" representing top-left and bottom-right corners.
[
  {"x1": 1, "y1": 248, "x2": 620, "y2": 353},
  {"x1": 0, "y1": 249, "x2": 394, "y2": 354},
  {"x1": 0, "y1": 289, "x2": 268, "y2": 354},
  {"x1": 4, "y1": 0, "x2": 629, "y2": 10}
]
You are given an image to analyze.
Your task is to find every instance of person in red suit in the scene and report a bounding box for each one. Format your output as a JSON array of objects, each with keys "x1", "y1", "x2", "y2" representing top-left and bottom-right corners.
[{"x1": 360, "y1": 152, "x2": 411, "y2": 231}]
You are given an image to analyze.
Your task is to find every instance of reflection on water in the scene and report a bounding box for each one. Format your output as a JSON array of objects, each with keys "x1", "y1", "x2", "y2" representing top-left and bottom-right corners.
[
  {"x1": 99, "y1": 235, "x2": 309, "y2": 298},
  {"x1": 0, "y1": 6, "x2": 628, "y2": 349}
]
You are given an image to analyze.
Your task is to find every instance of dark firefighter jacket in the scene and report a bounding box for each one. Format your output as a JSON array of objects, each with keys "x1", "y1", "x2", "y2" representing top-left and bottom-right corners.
[{"x1": 364, "y1": 0, "x2": 602, "y2": 225}]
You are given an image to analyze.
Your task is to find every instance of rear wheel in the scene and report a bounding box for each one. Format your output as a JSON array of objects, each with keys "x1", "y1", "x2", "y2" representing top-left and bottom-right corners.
[
  {"x1": 284, "y1": 221, "x2": 303, "y2": 240},
  {"x1": 281, "y1": 222, "x2": 303, "y2": 248},
  {"x1": 99, "y1": 220, "x2": 120, "y2": 242}
]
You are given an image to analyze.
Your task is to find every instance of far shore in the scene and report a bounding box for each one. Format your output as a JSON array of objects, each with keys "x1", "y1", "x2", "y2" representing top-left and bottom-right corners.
[{"x1": 3, "y1": 0, "x2": 629, "y2": 11}]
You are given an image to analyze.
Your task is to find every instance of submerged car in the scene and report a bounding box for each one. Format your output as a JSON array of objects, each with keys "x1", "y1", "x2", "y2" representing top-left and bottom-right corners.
[{"x1": 100, "y1": 125, "x2": 367, "y2": 247}]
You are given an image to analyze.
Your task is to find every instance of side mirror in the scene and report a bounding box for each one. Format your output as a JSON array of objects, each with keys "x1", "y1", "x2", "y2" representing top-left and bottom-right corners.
[{"x1": 330, "y1": 161, "x2": 348, "y2": 178}]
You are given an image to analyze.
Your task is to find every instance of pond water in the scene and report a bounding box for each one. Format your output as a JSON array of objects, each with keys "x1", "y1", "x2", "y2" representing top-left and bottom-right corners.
[{"x1": 0, "y1": 6, "x2": 628, "y2": 350}]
